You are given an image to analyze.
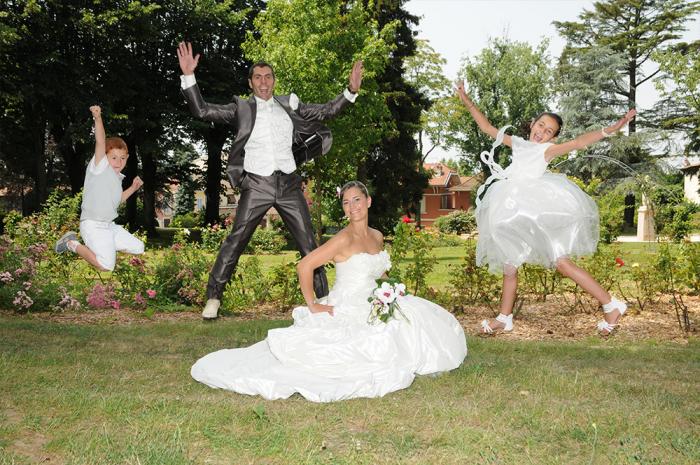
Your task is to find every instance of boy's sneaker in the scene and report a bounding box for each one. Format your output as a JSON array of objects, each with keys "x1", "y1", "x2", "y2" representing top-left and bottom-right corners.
[{"x1": 55, "y1": 231, "x2": 78, "y2": 253}]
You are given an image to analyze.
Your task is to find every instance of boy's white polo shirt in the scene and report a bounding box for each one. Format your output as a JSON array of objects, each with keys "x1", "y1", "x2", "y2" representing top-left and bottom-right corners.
[{"x1": 80, "y1": 155, "x2": 124, "y2": 222}]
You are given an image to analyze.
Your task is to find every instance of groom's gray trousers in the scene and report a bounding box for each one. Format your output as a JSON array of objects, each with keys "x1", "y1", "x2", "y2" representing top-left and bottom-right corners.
[{"x1": 206, "y1": 171, "x2": 328, "y2": 300}]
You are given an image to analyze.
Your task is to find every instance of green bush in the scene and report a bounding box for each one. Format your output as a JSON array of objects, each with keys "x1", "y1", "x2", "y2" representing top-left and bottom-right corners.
[
  {"x1": 171, "y1": 212, "x2": 202, "y2": 228},
  {"x1": 659, "y1": 201, "x2": 699, "y2": 242},
  {"x1": 444, "y1": 240, "x2": 501, "y2": 308},
  {"x1": 244, "y1": 228, "x2": 286, "y2": 255},
  {"x1": 268, "y1": 257, "x2": 304, "y2": 310},
  {"x1": 433, "y1": 210, "x2": 476, "y2": 235},
  {"x1": 152, "y1": 241, "x2": 209, "y2": 306},
  {"x1": 389, "y1": 220, "x2": 437, "y2": 296},
  {"x1": 222, "y1": 256, "x2": 271, "y2": 312}
]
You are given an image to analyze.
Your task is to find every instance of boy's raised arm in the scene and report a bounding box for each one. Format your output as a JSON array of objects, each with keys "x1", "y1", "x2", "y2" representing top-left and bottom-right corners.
[{"x1": 90, "y1": 106, "x2": 106, "y2": 164}]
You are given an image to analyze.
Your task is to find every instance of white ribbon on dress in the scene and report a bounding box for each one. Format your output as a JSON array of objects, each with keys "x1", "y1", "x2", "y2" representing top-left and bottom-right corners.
[{"x1": 475, "y1": 125, "x2": 512, "y2": 209}]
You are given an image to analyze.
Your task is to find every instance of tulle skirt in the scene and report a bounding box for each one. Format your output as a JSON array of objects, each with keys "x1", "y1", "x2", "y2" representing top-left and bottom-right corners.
[{"x1": 476, "y1": 173, "x2": 599, "y2": 274}]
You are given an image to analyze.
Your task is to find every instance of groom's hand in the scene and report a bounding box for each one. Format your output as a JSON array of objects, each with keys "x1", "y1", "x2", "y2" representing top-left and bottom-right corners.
[
  {"x1": 177, "y1": 42, "x2": 200, "y2": 75},
  {"x1": 310, "y1": 303, "x2": 334, "y2": 316},
  {"x1": 348, "y1": 60, "x2": 363, "y2": 93}
]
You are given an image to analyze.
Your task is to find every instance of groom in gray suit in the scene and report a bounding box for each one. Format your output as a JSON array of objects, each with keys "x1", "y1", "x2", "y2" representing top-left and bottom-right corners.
[{"x1": 177, "y1": 42, "x2": 363, "y2": 319}]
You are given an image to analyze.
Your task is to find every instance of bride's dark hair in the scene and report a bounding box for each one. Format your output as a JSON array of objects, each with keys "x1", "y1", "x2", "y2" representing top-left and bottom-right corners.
[{"x1": 339, "y1": 181, "x2": 369, "y2": 200}]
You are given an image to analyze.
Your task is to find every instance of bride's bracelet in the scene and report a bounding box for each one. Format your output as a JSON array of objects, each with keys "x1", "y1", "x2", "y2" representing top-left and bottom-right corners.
[{"x1": 601, "y1": 127, "x2": 614, "y2": 138}]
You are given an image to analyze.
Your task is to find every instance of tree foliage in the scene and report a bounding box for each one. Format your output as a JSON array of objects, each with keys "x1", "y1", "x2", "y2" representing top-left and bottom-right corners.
[
  {"x1": 440, "y1": 37, "x2": 553, "y2": 173},
  {"x1": 554, "y1": 0, "x2": 700, "y2": 133},
  {"x1": 650, "y1": 42, "x2": 700, "y2": 154},
  {"x1": 242, "y1": 0, "x2": 398, "y2": 233}
]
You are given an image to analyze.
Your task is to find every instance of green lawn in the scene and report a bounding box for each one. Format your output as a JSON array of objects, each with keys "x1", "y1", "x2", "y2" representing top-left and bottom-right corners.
[{"x1": 1, "y1": 317, "x2": 698, "y2": 464}]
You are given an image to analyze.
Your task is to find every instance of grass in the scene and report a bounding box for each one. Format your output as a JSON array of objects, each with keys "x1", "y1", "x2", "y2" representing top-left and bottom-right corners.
[{"x1": 1, "y1": 317, "x2": 698, "y2": 464}]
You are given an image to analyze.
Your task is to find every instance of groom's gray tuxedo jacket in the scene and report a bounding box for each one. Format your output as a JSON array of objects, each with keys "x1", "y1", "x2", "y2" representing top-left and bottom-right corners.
[{"x1": 182, "y1": 85, "x2": 352, "y2": 188}]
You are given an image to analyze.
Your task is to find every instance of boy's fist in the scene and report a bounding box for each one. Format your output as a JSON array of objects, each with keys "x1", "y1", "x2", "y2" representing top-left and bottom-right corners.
[
  {"x1": 89, "y1": 106, "x2": 101, "y2": 118},
  {"x1": 131, "y1": 176, "x2": 144, "y2": 190}
]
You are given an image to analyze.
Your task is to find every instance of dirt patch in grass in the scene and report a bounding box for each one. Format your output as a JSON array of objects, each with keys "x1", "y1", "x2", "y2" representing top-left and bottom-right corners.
[
  {"x1": 2, "y1": 408, "x2": 65, "y2": 465},
  {"x1": 2, "y1": 296, "x2": 697, "y2": 343}
]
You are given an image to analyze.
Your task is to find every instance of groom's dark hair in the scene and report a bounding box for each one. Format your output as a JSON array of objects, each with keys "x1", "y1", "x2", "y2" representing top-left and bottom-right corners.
[{"x1": 248, "y1": 61, "x2": 275, "y2": 80}]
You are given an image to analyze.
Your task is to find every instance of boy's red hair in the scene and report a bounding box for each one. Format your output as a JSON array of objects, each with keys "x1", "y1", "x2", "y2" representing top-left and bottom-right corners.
[{"x1": 105, "y1": 137, "x2": 128, "y2": 155}]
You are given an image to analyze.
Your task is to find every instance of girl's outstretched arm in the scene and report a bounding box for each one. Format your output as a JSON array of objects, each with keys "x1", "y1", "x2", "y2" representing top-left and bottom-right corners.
[
  {"x1": 456, "y1": 80, "x2": 512, "y2": 147},
  {"x1": 544, "y1": 109, "x2": 637, "y2": 162}
]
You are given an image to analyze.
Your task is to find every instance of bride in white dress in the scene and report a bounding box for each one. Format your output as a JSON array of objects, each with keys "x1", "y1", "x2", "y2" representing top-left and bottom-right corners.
[{"x1": 191, "y1": 181, "x2": 467, "y2": 402}]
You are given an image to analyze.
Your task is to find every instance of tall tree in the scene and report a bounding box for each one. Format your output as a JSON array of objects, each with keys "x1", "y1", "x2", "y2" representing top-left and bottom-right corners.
[
  {"x1": 404, "y1": 39, "x2": 451, "y2": 163},
  {"x1": 174, "y1": 0, "x2": 262, "y2": 225},
  {"x1": 554, "y1": 45, "x2": 647, "y2": 182},
  {"x1": 554, "y1": 0, "x2": 700, "y2": 133},
  {"x1": 440, "y1": 38, "x2": 553, "y2": 173},
  {"x1": 649, "y1": 41, "x2": 700, "y2": 154},
  {"x1": 363, "y1": 0, "x2": 430, "y2": 233}
]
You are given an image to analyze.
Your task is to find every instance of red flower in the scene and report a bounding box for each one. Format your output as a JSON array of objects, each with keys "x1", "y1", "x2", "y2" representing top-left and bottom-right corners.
[
  {"x1": 401, "y1": 215, "x2": 412, "y2": 223},
  {"x1": 615, "y1": 257, "x2": 625, "y2": 267}
]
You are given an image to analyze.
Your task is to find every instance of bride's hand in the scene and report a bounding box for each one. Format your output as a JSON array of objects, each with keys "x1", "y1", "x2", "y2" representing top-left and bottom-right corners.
[{"x1": 310, "y1": 303, "x2": 334, "y2": 316}]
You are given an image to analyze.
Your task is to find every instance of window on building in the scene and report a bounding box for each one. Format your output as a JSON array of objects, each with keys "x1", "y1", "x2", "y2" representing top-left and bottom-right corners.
[{"x1": 440, "y1": 194, "x2": 453, "y2": 210}]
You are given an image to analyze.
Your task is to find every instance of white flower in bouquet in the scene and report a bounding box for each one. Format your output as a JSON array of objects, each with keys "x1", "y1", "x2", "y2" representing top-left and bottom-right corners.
[{"x1": 367, "y1": 279, "x2": 409, "y2": 325}]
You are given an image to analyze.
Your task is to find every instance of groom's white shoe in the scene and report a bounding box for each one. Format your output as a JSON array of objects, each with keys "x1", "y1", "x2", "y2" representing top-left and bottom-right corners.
[{"x1": 202, "y1": 299, "x2": 220, "y2": 320}]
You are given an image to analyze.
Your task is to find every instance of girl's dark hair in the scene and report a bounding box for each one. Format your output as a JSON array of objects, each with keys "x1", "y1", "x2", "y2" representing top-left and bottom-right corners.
[
  {"x1": 339, "y1": 181, "x2": 369, "y2": 200},
  {"x1": 520, "y1": 112, "x2": 563, "y2": 138}
]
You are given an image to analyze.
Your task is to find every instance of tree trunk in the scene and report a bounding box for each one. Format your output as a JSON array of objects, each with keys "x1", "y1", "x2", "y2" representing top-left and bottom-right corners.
[
  {"x1": 140, "y1": 144, "x2": 159, "y2": 237},
  {"x1": 28, "y1": 108, "x2": 47, "y2": 213},
  {"x1": 124, "y1": 138, "x2": 139, "y2": 231},
  {"x1": 204, "y1": 126, "x2": 229, "y2": 225},
  {"x1": 53, "y1": 121, "x2": 86, "y2": 195},
  {"x1": 628, "y1": 59, "x2": 637, "y2": 134}
]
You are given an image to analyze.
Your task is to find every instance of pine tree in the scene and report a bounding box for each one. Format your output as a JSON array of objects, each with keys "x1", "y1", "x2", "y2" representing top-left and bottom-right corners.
[
  {"x1": 363, "y1": 0, "x2": 430, "y2": 233},
  {"x1": 554, "y1": 0, "x2": 700, "y2": 133}
]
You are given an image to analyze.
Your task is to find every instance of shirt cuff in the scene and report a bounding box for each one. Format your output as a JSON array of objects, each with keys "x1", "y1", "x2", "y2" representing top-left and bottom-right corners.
[
  {"x1": 180, "y1": 74, "x2": 197, "y2": 90},
  {"x1": 343, "y1": 88, "x2": 358, "y2": 103}
]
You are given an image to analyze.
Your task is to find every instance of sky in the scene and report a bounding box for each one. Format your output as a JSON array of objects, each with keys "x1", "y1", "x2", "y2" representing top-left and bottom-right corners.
[{"x1": 404, "y1": 0, "x2": 700, "y2": 161}]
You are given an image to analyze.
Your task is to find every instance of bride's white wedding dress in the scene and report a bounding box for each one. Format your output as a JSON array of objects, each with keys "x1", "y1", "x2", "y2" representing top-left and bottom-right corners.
[{"x1": 191, "y1": 251, "x2": 467, "y2": 402}]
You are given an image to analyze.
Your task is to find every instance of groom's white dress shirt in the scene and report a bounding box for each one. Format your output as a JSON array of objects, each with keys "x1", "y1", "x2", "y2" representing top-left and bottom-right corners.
[{"x1": 181, "y1": 74, "x2": 357, "y2": 177}]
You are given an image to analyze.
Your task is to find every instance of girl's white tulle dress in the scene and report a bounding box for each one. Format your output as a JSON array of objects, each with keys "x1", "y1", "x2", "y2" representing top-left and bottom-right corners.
[
  {"x1": 191, "y1": 251, "x2": 467, "y2": 402},
  {"x1": 476, "y1": 135, "x2": 599, "y2": 274}
]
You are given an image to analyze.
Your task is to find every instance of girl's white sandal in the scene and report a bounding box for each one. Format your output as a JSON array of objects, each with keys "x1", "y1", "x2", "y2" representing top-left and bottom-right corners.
[
  {"x1": 597, "y1": 298, "x2": 627, "y2": 335},
  {"x1": 481, "y1": 313, "x2": 514, "y2": 334}
]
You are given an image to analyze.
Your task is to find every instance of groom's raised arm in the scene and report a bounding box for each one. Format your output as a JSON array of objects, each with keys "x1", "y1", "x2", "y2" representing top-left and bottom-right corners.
[
  {"x1": 296, "y1": 60, "x2": 363, "y2": 121},
  {"x1": 177, "y1": 42, "x2": 238, "y2": 125}
]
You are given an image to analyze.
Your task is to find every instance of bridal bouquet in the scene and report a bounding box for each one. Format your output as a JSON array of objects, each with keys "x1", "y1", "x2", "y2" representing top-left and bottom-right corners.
[{"x1": 367, "y1": 279, "x2": 409, "y2": 324}]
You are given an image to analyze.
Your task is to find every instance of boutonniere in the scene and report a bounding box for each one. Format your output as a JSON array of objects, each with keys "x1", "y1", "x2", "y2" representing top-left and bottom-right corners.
[{"x1": 289, "y1": 93, "x2": 299, "y2": 111}]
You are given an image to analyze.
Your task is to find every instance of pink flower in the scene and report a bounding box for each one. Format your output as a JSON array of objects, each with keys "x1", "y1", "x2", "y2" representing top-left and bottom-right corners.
[
  {"x1": 111, "y1": 300, "x2": 121, "y2": 310},
  {"x1": 129, "y1": 257, "x2": 145, "y2": 268},
  {"x1": 134, "y1": 293, "x2": 146, "y2": 306},
  {"x1": 0, "y1": 271, "x2": 13, "y2": 283},
  {"x1": 146, "y1": 289, "x2": 157, "y2": 299},
  {"x1": 86, "y1": 283, "x2": 116, "y2": 309},
  {"x1": 171, "y1": 243, "x2": 183, "y2": 251},
  {"x1": 13, "y1": 290, "x2": 33, "y2": 309}
]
